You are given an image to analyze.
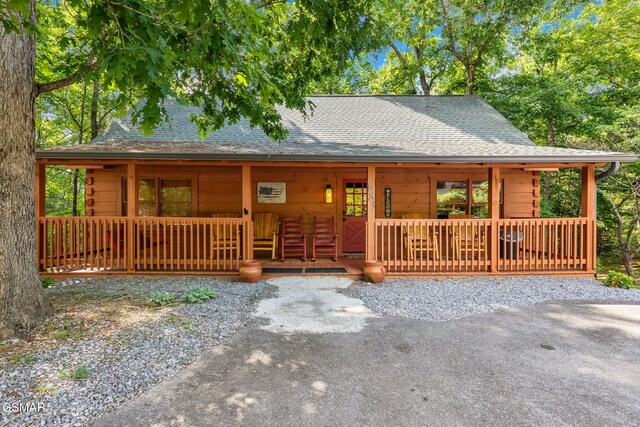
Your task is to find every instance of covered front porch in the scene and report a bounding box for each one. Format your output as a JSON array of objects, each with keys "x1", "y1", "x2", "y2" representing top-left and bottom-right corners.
[{"x1": 34, "y1": 160, "x2": 598, "y2": 279}]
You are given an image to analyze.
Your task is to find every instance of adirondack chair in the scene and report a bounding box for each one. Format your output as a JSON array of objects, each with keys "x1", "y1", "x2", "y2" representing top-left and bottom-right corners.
[
  {"x1": 447, "y1": 213, "x2": 485, "y2": 260},
  {"x1": 312, "y1": 216, "x2": 338, "y2": 261},
  {"x1": 253, "y1": 213, "x2": 280, "y2": 260},
  {"x1": 210, "y1": 213, "x2": 241, "y2": 259},
  {"x1": 401, "y1": 213, "x2": 440, "y2": 261},
  {"x1": 280, "y1": 215, "x2": 307, "y2": 261}
]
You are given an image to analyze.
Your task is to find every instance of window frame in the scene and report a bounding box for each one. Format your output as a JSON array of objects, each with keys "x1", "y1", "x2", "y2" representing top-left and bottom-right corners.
[
  {"x1": 120, "y1": 174, "x2": 197, "y2": 217},
  {"x1": 433, "y1": 176, "x2": 499, "y2": 219}
]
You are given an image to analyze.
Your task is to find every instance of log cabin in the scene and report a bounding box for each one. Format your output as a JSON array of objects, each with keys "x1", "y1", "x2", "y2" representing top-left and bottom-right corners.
[{"x1": 35, "y1": 95, "x2": 637, "y2": 281}]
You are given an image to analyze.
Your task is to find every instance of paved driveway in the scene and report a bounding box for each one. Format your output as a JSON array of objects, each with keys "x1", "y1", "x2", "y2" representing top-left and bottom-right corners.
[{"x1": 96, "y1": 279, "x2": 640, "y2": 426}]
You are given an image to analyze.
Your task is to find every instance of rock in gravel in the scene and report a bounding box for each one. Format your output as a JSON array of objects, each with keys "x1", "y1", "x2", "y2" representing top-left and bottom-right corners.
[
  {"x1": 0, "y1": 276, "x2": 275, "y2": 427},
  {"x1": 344, "y1": 276, "x2": 640, "y2": 321}
]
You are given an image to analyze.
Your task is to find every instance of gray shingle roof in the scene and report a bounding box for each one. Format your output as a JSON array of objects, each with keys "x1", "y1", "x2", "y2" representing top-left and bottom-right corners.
[{"x1": 37, "y1": 95, "x2": 636, "y2": 163}]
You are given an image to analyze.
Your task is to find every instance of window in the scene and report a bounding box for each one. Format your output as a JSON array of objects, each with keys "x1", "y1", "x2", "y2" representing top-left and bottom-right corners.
[
  {"x1": 345, "y1": 182, "x2": 367, "y2": 216},
  {"x1": 160, "y1": 180, "x2": 192, "y2": 217},
  {"x1": 471, "y1": 181, "x2": 488, "y2": 218},
  {"x1": 120, "y1": 177, "x2": 193, "y2": 217},
  {"x1": 138, "y1": 179, "x2": 157, "y2": 216},
  {"x1": 436, "y1": 181, "x2": 467, "y2": 218},
  {"x1": 436, "y1": 179, "x2": 489, "y2": 218}
]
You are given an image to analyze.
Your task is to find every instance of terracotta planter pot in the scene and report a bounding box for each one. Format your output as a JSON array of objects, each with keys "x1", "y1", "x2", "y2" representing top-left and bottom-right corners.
[
  {"x1": 239, "y1": 259, "x2": 262, "y2": 283},
  {"x1": 363, "y1": 260, "x2": 385, "y2": 284}
]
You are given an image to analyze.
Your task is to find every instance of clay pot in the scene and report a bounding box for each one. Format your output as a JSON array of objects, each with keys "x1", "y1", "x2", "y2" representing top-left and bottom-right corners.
[
  {"x1": 239, "y1": 259, "x2": 262, "y2": 283},
  {"x1": 363, "y1": 260, "x2": 386, "y2": 284}
]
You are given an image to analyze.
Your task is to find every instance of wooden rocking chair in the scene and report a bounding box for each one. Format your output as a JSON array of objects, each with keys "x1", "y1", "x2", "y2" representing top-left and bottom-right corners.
[
  {"x1": 253, "y1": 213, "x2": 279, "y2": 260},
  {"x1": 401, "y1": 213, "x2": 440, "y2": 261},
  {"x1": 312, "y1": 216, "x2": 338, "y2": 261},
  {"x1": 280, "y1": 215, "x2": 307, "y2": 261},
  {"x1": 210, "y1": 213, "x2": 241, "y2": 259}
]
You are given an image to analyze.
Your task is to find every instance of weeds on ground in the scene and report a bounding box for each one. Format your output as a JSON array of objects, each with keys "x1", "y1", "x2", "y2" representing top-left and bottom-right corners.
[
  {"x1": 60, "y1": 364, "x2": 90, "y2": 381},
  {"x1": 13, "y1": 353, "x2": 34, "y2": 365},
  {"x1": 178, "y1": 287, "x2": 217, "y2": 304},
  {"x1": 149, "y1": 291, "x2": 177, "y2": 306},
  {"x1": 41, "y1": 277, "x2": 54, "y2": 288}
]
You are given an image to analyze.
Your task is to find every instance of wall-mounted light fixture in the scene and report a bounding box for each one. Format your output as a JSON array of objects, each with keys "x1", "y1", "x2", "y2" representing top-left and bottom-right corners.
[{"x1": 325, "y1": 184, "x2": 333, "y2": 204}]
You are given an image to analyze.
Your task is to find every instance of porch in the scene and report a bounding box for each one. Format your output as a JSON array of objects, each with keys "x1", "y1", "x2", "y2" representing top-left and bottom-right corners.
[{"x1": 34, "y1": 161, "x2": 598, "y2": 279}]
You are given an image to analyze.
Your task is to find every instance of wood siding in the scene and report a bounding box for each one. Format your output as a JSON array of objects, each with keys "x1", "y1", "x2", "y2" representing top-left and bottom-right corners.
[{"x1": 375, "y1": 167, "x2": 539, "y2": 219}]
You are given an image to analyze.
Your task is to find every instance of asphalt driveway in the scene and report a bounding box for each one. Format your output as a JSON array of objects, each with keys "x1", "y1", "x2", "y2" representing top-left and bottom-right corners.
[{"x1": 95, "y1": 294, "x2": 640, "y2": 426}]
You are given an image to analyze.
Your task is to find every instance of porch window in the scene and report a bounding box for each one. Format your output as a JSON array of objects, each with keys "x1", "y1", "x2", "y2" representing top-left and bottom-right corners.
[
  {"x1": 471, "y1": 181, "x2": 488, "y2": 218},
  {"x1": 160, "y1": 180, "x2": 192, "y2": 217},
  {"x1": 138, "y1": 179, "x2": 157, "y2": 216},
  {"x1": 436, "y1": 180, "x2": 489, "y2": 218},
  {"x1": 436, "y1": 181, "x2": 467, "y2": 218},
  {"x1": 134, "y1": 178, "x2": 192, "y2": 217}
]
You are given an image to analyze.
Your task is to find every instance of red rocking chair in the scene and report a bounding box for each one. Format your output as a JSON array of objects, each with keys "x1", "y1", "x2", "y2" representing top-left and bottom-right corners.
[
  {"x1": 280, "y1": 215, "x2": 307, "y2": 261},
  {"x1": 312, "y1": 216, "x2": 338, "y2": 261}
]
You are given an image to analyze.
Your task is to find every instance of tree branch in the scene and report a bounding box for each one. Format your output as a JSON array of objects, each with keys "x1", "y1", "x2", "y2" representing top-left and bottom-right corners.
[
  {"x1": 36, "y1": 60, "x2": 98, "y2": 95},
  {"x1": 390, "y1": 42, "x2": 416, "y2": 94}
]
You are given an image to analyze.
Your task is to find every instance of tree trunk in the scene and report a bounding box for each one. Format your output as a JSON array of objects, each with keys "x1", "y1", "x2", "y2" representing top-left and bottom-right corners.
[
  {"x1": 72, "y1": 171, "x2": 79, "y2": 216},
  {"x1": 621, "y1": 252, "x2": 637, "y2": 279},
  {"x1": 418, "y1": 70, "x2": 430, "y2": 95},
  {"x1": 0, "y1": 2, "x2": 53, "y2": 339},
  {"x1": 543, "y1": 116, "x2": 556, "y2": 201},
  {"x1": 91, "y1": 81, "x2": 100, "y2": 139},
  {"x1": 465, "y1": 65, "x2": 474, "y2": 95}
]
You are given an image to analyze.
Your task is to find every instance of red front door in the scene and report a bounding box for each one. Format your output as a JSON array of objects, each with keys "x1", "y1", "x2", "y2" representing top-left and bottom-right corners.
[{"x1": 343, "y1": 179, "x2": 367, "y2": 252}]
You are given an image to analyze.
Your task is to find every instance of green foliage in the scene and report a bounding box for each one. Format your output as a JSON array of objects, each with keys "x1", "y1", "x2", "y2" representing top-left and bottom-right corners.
[
  {"x1": 604, "y1": 271, "x2": 634, "y2": 290},
  {"x1": 149, "y1": 291, "x2": 176, "y2": 307},
  {"x1": 178, "y1": 287, "x2": 217, "y2": 304},
  {"x1": 60, "y1": 365, "x2": 90, "y2": 381},
  {"x1": 41, "y1": 277, "x2": 54, "y2": 288}
]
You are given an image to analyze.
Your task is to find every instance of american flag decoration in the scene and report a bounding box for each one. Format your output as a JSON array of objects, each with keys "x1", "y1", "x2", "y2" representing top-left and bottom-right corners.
[{"x1": 257, "y1": 182, "x2": 286, "y2": 203}]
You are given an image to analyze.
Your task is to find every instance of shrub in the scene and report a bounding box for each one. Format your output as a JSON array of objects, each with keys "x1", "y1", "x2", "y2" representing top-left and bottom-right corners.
[
  {"x1": 179, "y1": 287, "x2": 217, "y2": 304},
  {"x1": 41, "y1": 277, "x2": 54, "y2": 288},
  {"x1": 604, "y1": 271, "x2": 634, "y2": 290},
  {"x1": 149, "y1": 291, "x2": 176, "y2": 306}
]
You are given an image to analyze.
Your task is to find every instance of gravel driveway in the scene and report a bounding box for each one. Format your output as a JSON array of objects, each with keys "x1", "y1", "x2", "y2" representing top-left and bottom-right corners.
[
  {"x1": 0, "y1": 276, "x2": 274, "y2": 427},
  {"x1": 344, "y1": 276, "x2": 640, "y2": 320},
  {"x1": 2, "y1": 275, "x2": 639, "y2": 426}
]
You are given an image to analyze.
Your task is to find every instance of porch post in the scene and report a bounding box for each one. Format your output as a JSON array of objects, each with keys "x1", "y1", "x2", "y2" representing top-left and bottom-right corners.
[
  {"x1": 126, "y1": 162, "x2": 137, "y2": 272},
  {"x1": 241, "y1": 164, "x2": 254, "y2": 260},
  {"x1": 489, "y1": 166, "x2": 501, "y2": 273},
  {"x1": 35, "y1": 162, "x2": 46, "y2": 217},
  {"x1": 366, "y1": 165, "x2": 376, "y2": 261},
  {"x1": 35, "y1": 163, "x2": 46, "y2": 272},
  {"x1": 581, "y1": 165, "x2": 596, "y2": 273}
]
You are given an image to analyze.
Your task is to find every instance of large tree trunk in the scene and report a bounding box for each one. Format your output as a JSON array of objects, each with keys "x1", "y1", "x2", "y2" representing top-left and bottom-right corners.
[{"x1": 0, "y1": 2, "x2": 53, "y2": 340}]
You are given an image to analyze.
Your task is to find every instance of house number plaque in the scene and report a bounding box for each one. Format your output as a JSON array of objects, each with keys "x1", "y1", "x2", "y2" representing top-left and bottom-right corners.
[{"x1": 384, "y1": 187, "x2": 392, "y2": 218}]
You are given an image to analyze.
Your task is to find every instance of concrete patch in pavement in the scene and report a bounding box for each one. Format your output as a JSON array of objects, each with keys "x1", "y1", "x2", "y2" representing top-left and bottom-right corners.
[{"x1": 255, "y1": 276, "x2": 375, "y2": 334}]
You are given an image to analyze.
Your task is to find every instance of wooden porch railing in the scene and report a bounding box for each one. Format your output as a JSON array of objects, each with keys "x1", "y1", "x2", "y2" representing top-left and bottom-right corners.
[
  {"x1": 496, "y1": 218, "x2": 591, "y2": 272},
  {"x1": 374, "y1": 219, "x2": 491, "y2": 273},
  {"x1": 374, "y1": 217, "x2": 594, "y2": 274},
  {"x1": 37, "y1": 217, "x2": 251, "y2": 273},
  {"x1": 38, "y1": 217, "x2": 129, "y2": 272}
]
